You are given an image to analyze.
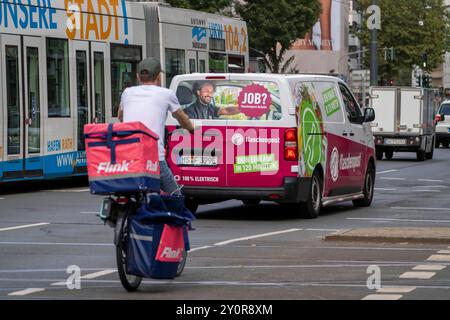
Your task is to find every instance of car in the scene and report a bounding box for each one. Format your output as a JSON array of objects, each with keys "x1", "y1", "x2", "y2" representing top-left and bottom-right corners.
[
  {"x1": 435, "y1": 100, "x2": 450, "y2": 148},
  {"x1": 166, "y1": 74, "x2": 376, "y2": 219}
]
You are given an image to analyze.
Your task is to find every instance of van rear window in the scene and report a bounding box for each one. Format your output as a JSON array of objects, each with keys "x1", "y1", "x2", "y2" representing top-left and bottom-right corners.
[
  {"x1": 439, "y1": 104, "x2": 450, "y2": 116},
  {"x1": 176, "y1": 80, "x2": 281, "y2": 121}
]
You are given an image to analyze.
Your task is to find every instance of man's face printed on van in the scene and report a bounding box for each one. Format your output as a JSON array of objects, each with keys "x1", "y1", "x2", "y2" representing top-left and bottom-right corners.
[{"x1": 197, "y1": 85, "x2": 215, "y2": 106}]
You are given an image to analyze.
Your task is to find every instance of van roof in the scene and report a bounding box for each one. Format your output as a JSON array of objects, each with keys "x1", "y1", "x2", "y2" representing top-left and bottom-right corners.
[{"x1": 175, "y1": 73, "x2": 343, "y2": 83}]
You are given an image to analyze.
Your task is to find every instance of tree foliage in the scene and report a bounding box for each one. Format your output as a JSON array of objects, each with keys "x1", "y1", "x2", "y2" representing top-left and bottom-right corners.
[
  {"x1": 236, "y1": 0, "x2": 321, "y2": 73},
  {"x1": 164, "y1": 0, "x2": 231, "y2": 14},
  {"x1": 359, "y1": 0, "x2": 450, "y2": 84}
]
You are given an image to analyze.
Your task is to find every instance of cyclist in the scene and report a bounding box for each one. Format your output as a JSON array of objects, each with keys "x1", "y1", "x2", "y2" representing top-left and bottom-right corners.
[{"x1": 118, "y1": 57, "x2": 195, "y2": 196}]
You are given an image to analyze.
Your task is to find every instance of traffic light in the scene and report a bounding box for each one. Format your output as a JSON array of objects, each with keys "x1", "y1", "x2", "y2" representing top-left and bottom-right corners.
[{"x1": 422, "y1": 75, "x2": 431, "y2": 88}]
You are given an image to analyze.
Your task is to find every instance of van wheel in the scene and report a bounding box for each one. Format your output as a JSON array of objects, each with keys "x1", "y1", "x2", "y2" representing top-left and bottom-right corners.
[
  {"x1": 417, "y1": 150, "x2": 426, "y2": 161},
  {"x1": 376, "y1": 150, "x2": 383, "y2": 161},
  {"x1": 353, "y1": 164, "x2": 375, "y2": 208},
  {"x1": 300, "y1": 171, "x2": 323, "y2": 219},
  {"x1": 185, "y1": 198, "x2": 199, "y2": 215},
  {"x1": 242, "y1": 200, "x2": 261, "y2": 206},
  {"x1": 385, "y1": 151, "x2": 394, "y2": 160}
]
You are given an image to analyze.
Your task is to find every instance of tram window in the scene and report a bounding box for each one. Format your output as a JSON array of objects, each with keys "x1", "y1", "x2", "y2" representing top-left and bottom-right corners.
[
  {"x1": 27, "y1": 47, "x2": 41, "y2": 154},
  {"x1": 47, "y1": 38, "x2": 70, "y2": 118},
  {"x1": 209, "y1": 53, "x2": 227, "y2": 73},
  {"x1": 110, "y1": 44, "x2": 142, "y2": 118},
  {"x1": 6, "y1": 46, "x2": 20, "y2": 155},
  {"x1": 165, "y1": 48, "x2": 186, "y2": 88}
]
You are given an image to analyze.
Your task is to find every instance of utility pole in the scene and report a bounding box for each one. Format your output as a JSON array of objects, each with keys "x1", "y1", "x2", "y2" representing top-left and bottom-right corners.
[{"x1": 370, "y1": 0, "x2": 378, "y2": 86}]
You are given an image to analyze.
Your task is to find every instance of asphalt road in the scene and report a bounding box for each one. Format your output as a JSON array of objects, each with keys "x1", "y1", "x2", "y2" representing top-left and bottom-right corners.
[{"x1": 1, "y1": 149, "x2": 450, "y2": 302}]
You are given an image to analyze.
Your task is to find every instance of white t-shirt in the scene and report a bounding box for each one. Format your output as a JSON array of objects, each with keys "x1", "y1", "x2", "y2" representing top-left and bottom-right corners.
[{"x1": 120, "y1": 85, "x2": 181, "y2": 161}]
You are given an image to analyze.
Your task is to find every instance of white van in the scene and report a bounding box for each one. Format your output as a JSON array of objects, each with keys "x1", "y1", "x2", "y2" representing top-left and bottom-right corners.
[{"x1": 166, "y1": 74, "x2": 376, "y2": 218}]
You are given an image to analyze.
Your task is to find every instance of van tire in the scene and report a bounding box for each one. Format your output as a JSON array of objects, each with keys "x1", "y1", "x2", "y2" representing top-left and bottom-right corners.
[
  {"x1": 300, "y1": 171, "x2": 323, "y2": 219},
  {"x1": 185, "y1": 198, "x2": 199, "y2": 215},
  {"x1": 242, "y1": 200, "x2": 261, "y2": 206},
  {"x1": 385, "y1": 151, "x2": 394, "y2": 160},
  {"x1": 353, "y1": 164, "x2": 375, "y2": 208}
]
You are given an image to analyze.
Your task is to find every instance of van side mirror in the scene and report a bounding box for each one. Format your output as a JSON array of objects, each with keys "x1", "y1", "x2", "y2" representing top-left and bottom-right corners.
[{"x1": 364, "y1": 108, "x2": 376, "y2": 123}]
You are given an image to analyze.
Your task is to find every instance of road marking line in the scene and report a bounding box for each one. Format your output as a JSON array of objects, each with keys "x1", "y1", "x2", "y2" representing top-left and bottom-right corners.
[
  {"x1": 418, "y1": 179, "x2": 444, "y2": 183},
  {"x1": 214, "y1": 229, "x2": 303, "y2": 246},
  {"x1": 81, "y1": 269, "x2": 116, "y2": 280},
  {"x1": 400, "y1": 272, "x2": 436, "y2": 280},
  {"x1": 362, "y1": 294, "x2": 403, "y2": 300},
  {"x1": 438, "y1": 250, "x2": 450, "y2": 254},
  {"x1": 305, "y1": 228, "x2": 342, "y2": 232},
  {"x1": 189, "y1": 246, "x2": 213, "y2": 253},
  {"x1": 413, "y1": 265, "x2": 447, "y2": 271},
  {"x1": 0, "y1": 223, "x2": 50, "y2": 232},
  {"x1": 380, "y1": 177, "x2": 406, "y2": 181},
  {"x1": 377, "y1": 170, "x2": 398, "y2": 174},
  {"x1": 427, "y1": 255, "x2": 450, "y2": 262},
  {"x1": 0, "y1": 198, "x2": 5, "y2": 200},
  {"x1": 80, "y1": 212, "x2": 99, "y2": 214},
  {"x1": 348, "y1": 217, "x2": 450, "y2": 223},
  {"x1": 0, "y1": 242, "x2": 113, "y2": 247},
  {"x1": 391, "y1": 207, "x2": 450, "y2": 212},
  {"x1": 49, "y1": 189, "x2": 90, "y2": 193},
  {"x1": 376, "y1": 287, "x2": 416, "y2": 294},
  {"x1": 375, "y1": 188, "x2": 398, "y2": 191},
  {"x1": 8, "y1": 288, "x2": 45, "y2": 296},
  {"x1": 412, "y1": 190, "x2": 441, "y2": 193}
]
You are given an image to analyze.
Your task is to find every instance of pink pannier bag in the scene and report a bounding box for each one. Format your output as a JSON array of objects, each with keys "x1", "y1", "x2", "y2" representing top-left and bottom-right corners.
[{"x1": 84, "y1": 122, "x2": 160, "y2": 195}]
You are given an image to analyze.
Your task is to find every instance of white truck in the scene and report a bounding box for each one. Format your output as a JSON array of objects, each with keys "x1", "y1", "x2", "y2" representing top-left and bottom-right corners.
[{"x1": 369, "y1": 87, "x2": 437, "y2": 161}]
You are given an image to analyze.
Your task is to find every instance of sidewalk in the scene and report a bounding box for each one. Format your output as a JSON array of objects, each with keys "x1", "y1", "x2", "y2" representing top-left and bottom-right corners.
[{"x1": 325, "y1": 228, "x2": 450, "y2": 244}]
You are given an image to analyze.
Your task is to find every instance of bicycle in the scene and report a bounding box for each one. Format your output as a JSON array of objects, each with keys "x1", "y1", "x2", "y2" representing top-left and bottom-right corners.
[{"x1": 100, "y1": 193, "x2": 188, "y2": 292}]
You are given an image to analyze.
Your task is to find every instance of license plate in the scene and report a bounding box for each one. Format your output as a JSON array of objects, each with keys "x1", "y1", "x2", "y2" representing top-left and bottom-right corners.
[
  {"x1": 179, "y1": 155, "x2": 218, "y2": 166},
  {"x1": 384, "y1": 139, "x2": 406, "y2": 145}
]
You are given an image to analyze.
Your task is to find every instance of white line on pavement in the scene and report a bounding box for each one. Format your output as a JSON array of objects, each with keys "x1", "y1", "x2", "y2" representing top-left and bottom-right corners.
[
  {"x1": 375, "y1": 188, "x2": 398, "y2": 191},
  {"x1": 412, "y1": 190, "x2": 441, "y2": 193},
  {"x1": 81, "y1": 269, "x2": 116, "y2": 280},
  {"x1": 376, "y1": 287, "x2": 416, "y2": 294},
  {"x1": 189, "y1": 246, "x2": 213, "y2": 253},
  {"x1": 418, "y1": 179, "x2": 444, "y2": 183},
  {"x1": 380, "y1": 177, "x2": 406, "y2": 181},
  {"x1": 305, "y1": 228, "x2": 342, "y2": 232},
  {"x1": 214, "y1": 229, "x2": 303, "y2": 246},
  {"x1": 362, "y1": 294, "x2": 403, "y2": 300},
  {"x1": 49, "y1": 189, "x2": 90, "y2": 193},
  {"x1": 400, "y1": 272, "x2": 436, "y2": 280},
  {"x1": 391, "y1": 207, "x2": 450, "y2": 212},
  {"x1": 0, "y1": 242, "x2": 113, "y2": 247},
  {"x1": 0, "y1": 223, "x2": 50, "y2": 232},
  {"x1": 413, "y1": 265, "x2": 447, "y2": 271},
  {"x1": 438, "y1": 250, "x2": 450, "y2": 254},
  {"x1": 80, "y1": 212, "x2": 99, "y2": 214},
  {"x1": 427, "y1": 255, "x2": 450, "y2": 262},
  {"x1": 377, "y1": 170, "x2": 398, "y2": 174},
  {"x1": 347, "y1": 217, "x2": 450, "y2": 223},
  {"x1": 0, "y1": 198, "x2": 5, "y2": 200},
  {"x1": 8, "y1": 288, "x2": 45, "y2": 296}
]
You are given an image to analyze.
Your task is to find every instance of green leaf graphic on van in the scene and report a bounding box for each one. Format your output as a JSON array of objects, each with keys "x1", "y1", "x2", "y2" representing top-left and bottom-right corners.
[
  {"x1": 301, "y1": 100, "x2": 324, "y2": 175},
  {"x1": 323, "y1": 87, "x2": 341, "y2": 117}
]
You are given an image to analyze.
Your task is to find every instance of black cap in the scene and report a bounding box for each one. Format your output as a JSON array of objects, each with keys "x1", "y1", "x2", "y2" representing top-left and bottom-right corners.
[{"x1": 137, "y1": 57, "x2": 164, "y2": 77}]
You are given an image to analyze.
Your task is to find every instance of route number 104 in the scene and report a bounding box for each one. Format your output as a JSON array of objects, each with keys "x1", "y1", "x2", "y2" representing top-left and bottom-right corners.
[{"x1": 225, "y1": 25, "x2": 248, "y2": 54}]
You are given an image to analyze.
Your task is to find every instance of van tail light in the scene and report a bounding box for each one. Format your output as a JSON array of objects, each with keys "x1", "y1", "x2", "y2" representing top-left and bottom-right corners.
[{"x1": 284, "y1": 128, "x2": 298, "y2": 161}]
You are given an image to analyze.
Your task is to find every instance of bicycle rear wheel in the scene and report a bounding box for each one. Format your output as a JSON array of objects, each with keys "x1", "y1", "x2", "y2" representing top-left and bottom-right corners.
[{"x1": 116, "y1": 211, "x2": 142, "y2": 292}]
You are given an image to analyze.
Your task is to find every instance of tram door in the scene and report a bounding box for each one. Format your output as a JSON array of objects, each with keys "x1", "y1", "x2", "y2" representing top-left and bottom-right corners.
[
  {"x1": 91, "y1": 42, "x2": 111, "y2": 124},
  {"x1": 71, "y1": 41, "x2": 91, "y2": 152},
  {"x1": 1, "y1": 35, "x2": 44, "y2": 179}
]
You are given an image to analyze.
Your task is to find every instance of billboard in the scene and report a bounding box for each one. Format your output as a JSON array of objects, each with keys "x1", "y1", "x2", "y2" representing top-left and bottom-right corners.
[{"x1": 291, "y1": 0, "x2": 343, "y2": 51}]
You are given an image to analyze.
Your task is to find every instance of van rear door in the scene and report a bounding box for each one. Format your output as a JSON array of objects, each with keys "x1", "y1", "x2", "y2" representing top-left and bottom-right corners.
[
  {"x1": 166, "y1": 76, "x2": 230, "y2": 189},
  {"x1": 226, "y1": 75, "x2": 296, "y2": 189}
]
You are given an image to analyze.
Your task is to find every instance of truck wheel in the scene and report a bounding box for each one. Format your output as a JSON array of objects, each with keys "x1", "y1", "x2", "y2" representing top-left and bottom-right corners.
[
  {"x1": 376, "y1": 150, "x2": 383, "y2": 161},
  {"x1": 385, "y1": 151, "x2": 394, "y2": 160},
  {"x1": 417, "y1": 150, "x2": 426, "y2": 161},
  {"x1": 301, "y1": 171, "x2": 323, "y2": 219},
  {"x1": 426, "y1": 144, "x2": 434, "y2": 160},
  {"x1": 353, "y1": 164, "x2": 375, "y2": 208}
]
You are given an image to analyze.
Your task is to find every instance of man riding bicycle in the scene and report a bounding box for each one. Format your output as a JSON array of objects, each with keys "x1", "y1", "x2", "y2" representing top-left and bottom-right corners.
[{"x1": 118, "y1": 57, "x2": 195, "y2": 196}]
